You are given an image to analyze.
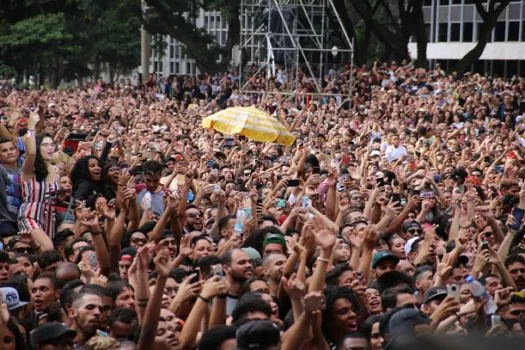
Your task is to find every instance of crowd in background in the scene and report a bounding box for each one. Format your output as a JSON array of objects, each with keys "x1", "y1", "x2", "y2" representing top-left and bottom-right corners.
[{"x1": 0, "y1": 60, "x2": 524, "y2": 350}]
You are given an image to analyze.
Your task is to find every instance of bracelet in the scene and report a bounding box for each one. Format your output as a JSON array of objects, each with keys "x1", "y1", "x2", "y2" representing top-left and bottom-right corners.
[
  {"x1": 198, "y1": 295, "x2": 211, "y2": 304},
  {"x1": 317, "y1": 257, "x2": 330, "y2": 264}
]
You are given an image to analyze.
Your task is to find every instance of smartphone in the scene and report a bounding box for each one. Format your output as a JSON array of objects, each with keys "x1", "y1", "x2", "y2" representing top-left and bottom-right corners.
[
  {"x1": 288, "y1": 179, "x2": 300, "y2": 187},
  {"x1": 400, "y1": 198, "x2": 407, "y2": 206},
  {"x1": 191, "y1": 268, "x2": 201, "y2": 283},
  {"x1": 212, "y1": 184, "x2": 221, "y2": 193},
  {"x1": 302, "y1": 197, "x2": 312, "y2": 208},
  {"x1": 447, "y1": 284, "x2": 460, "y2": 303},
  {"x1": 491, "y1": 315, "x2": 502, "y2": 328},
  {"x1": 480, "y1": 241, "x2": 489, "y2": 251},
  {"x1": 210, "y1": 169, "x2": 219, "y2": 177},
  {"x1": 206, "y1": 160, "x2": 215, "y2": 168},
  {"x1": 390, "y1": 193, "x2": 401, "y2": 203},
  {"x1": 276, "y1": 199, "x2": 286, "y2": 208},
  {"x1": 212, "y1": 265, "x2": 224, "y2": 278},
  {"x1": 88, "y1": 254, "x2": 98, "y2": 270}
]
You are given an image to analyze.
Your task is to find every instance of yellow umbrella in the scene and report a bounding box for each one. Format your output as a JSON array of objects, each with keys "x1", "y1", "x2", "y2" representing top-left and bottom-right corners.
[{"x1": 202, "y1": 107, "x2": 295, "y2": 146}]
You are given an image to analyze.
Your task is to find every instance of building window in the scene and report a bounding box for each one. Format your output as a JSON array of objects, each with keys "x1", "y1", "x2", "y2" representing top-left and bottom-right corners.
[
  {"x1": 176, "y1": 62, "x2": 180, "y2": 74},
  {"x1": 186, "y1": 62, "x2": 191, "y2": 74},
  {"x1": 463, "y1": 22, "x2": 473, "y2": 41},
  {"x1": 440, "y1": 0, "x2": 449, "y2": 5},
  {"x1": 507, "y1": 61, "x2": 518, "y2": 78},
  {"x1": 425, "y1": 23, "x2": 431, "y2": 42},
  {"x1": 438, "y1": 23, "x2": 448, "y2": 42},
  {"x1": 424, "y1": 0, "x2": 432, "y2": 5},
  {"x1": 451, "y1": 0, "x2": 462, "y2": 4},
  {"x1": 508, "y1": 21, "x2": 519, "y2": 41},
  {"x1": 170, "y1": 62, "x2": 174, "y2": 73},
  {"x1": 494, "y1": 22, "x2": 505, "y2": 41},
  {"x1": 450, "y1": 23, "x2": 460, "y2": 41},
  {"x1": 169, "y1": 45, "x2": 174, "y2": 59}
]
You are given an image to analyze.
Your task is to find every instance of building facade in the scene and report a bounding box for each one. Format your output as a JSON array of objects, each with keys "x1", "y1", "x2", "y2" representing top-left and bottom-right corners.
[
  {"x1": 407, "y1": 0, "x2": 525, "y2": 77},
  {"x1": 150, "y1": 10, "x2": 228, "y2": 76}
]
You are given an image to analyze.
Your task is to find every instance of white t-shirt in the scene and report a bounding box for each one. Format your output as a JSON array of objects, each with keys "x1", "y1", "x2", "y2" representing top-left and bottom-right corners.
[{"x1": 385, "y1": 145, "x2": 408, "y2": 162}]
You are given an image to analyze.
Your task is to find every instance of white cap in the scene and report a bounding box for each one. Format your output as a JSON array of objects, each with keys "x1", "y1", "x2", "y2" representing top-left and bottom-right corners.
[{"x1": 404, "y1": 237, "x2": 420, "y2": 254}]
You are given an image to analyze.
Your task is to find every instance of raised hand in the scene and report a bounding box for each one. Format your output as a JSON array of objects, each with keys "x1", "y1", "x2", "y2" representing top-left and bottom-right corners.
[
  {"x1": 200, "y1": 276, "x2": 229, "y2": 299},
  {"x1": 154, "y1": 248, "x2": 175, "y2": 278},
  {"x1": 281, "y1": 273, "x2": 306, "y2": 299}
]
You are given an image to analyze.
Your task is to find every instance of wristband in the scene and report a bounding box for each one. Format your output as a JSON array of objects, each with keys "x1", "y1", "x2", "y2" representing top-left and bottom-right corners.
[
  {"x1": 198, "y1": 295, "x2": 211, "y2": 304},
  {"x1": 317, "y1": 257, "x2": 330, "y2": 264}
]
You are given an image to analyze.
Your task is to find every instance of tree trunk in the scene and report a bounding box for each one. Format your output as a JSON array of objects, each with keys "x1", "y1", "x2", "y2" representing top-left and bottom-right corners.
[
  {"x1": 453, "y1": 20, "x2": 493, "y2": 74},
  {"x1": 413, "y1": 1, "x2": 428, "y2": 68},
  {"x1": 347, "y1": 0, "x2": 409, "y2": 61}
]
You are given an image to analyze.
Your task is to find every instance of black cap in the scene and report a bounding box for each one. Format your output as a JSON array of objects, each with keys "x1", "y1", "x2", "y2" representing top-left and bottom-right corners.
[
  {"x1": 30, "y1": 322, "x2": 76, "y2": 347},
  {"x1": 423, "y1": 287, "x2": 448, "y2": 304},
  {"x1": 236, "y1": 320, "x2": 280, "y2": 350}
]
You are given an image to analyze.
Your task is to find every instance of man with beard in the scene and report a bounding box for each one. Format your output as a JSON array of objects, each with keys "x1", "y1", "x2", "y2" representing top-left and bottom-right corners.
[
  {"x1": 68, "y1": 291, "x2": 104, "y2": 347},
  {"x1": 505, "y1": 255, "x2": 525, "y2": 291},
  {"x1": 222, "y1": 249, "x2": 253, "y2": 315},
  {"x1": 184, "y1": 205, "x2": 204, "y2": 233}
]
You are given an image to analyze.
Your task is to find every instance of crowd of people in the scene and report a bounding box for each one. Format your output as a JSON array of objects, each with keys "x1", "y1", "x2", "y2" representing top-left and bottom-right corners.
[{"x1": 0, "y1": 60, "x2": 524, "y2": 350}]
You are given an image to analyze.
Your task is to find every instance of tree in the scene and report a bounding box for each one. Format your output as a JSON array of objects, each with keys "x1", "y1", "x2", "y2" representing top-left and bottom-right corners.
[
  {"x1": 346, "y1": 0, "x2": 427, "y2": 67},
  {"x1": 453, "y1": 0, "x2": 510, "y2": 74}
]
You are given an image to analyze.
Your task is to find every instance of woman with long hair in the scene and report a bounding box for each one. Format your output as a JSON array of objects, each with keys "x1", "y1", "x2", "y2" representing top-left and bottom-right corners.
[
  {"x1": 18, "y1": 111, "x2": 58, "y2": 251},
  {"x1": 70, "y1": 155, "x2": 105, "y2": 205}
]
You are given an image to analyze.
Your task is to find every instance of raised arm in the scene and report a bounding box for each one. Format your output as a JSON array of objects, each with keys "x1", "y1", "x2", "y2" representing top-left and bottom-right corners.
[{"x1": 21, "y1": 110, "x2": 40, "y2": 179}]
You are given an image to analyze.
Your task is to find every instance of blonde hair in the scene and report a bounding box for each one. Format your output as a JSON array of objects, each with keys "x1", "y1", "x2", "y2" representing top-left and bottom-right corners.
[{"x1": 85, "y1": 336, "x2": 120, "y2": 350}]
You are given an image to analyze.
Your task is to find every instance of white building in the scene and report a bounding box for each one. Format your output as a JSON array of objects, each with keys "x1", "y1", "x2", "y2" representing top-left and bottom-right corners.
[
  {"x1": 408, "y1": 0, "x2": 525, "y2": 77},
  {"x1": 150, "y1": 10, "x2": 228, "y2": 76}
]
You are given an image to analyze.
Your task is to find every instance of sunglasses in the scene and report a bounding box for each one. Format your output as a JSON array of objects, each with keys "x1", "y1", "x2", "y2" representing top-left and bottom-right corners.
[
  {"x1": 131, "y1": 237, "x2": 147, "y2": 245},
  {"x1": 510, "y1": 309, "x2": 525, "y2": 316},
  {"x1": 13, "y1": 247, "x2": 35, "y2": 254},
  {"x1": 187, "y1": 212, "x2": 202, "y2": 218},
  {"x1": 408, "y1": 228, "x2": 422, "y2": 234}
]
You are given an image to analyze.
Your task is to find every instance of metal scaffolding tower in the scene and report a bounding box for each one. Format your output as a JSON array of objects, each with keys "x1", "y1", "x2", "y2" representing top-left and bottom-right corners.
[{"x1": 238, "y1": 0, "x2": 354, "y2": 95}]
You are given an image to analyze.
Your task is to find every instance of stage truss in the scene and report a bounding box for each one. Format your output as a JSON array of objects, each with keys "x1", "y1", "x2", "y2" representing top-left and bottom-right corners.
[{"x1": 238, "y1": 0, "x2": 354, "y2": 96}]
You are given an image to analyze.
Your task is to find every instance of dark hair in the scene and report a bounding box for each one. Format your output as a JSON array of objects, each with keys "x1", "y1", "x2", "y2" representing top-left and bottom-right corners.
[
  {"x1": 53, "y1": 229, "x2": 75, "y2": 248},
  {"x1": 42, "y1": 301, "x2": 65, "y2": 323},
  {"x1": 413, "y1": 265, "x2": 433, "y2": 282},
  {"x1": 324, "y1": 287, "x2": 361, "y2": 324},
  {"x1": 60, "y1": 279, "x2": 85, "y2": 312},
  {"x1": 64, "y1": 238, "x2": 89, "y2": 260},
  {"x1": 198, "y1": 325, "x2": 236, "y2": 350},
  {"x1": 218, "y1": 215, "x2": 235, "y2": 232},
  {"x1": 34, "y1": 134, "x2": 52, "y2": 182},
  {"x1": 37, "y1": 250, "x2": 63, "y2": 271},
  {"x1": 34, "y1": 272, "x2": 59, "y2": 290},
  {"x1": 243, "y1": 226, "x2": 282, "y2": 255},
  {"x1": 326, "y1": 264, "x2": 353, "y2": 286},
  {"x1": 71, "y1": 155, "x2": 102, "y2": 186},
  {"x1": 190, "y1": 234, "x2": 212, "y2": 248},
  {"x1": 361, "y1": 315, "x2": 381, "y2": 339},
  {"x1": 241, "y1": 277, "x2": 269, "y2": 295},
  {"x1": 381, "y1": 286, "x2": 414, "y2": 310},
  {"x1": 106, "y1": 281, "x2": 134, "y2": 302},
  {"x1": 479, "y1": 274, "x2": 500, "y2": 286},
  {"x1": 81, "y1": 284, "x2": 112, "y2": 298},
  {"x1": 505, "y1": 254, "x2": 525, "y2": 268},
  {"x1": 197, "y1": 255, "x2": 221, "y2": 276},
  {"x1": 75, "y1": 246, "x2": 95, "y2": 264},
  {"x1": 142, "y1": 160, "x2": 163, "y2": 176},
  {"x1": 231, "y1": 292, "x2": 272, "y2": 326},
  {"x1": 108, "y1": 307, "x2": 138, "y2": 328},
  {"x1": 0, "y1": 251, "x2": 9, "y2": 264},
  {"x1": 6, "y1": 317, "x2": 25, "y2": 350}
]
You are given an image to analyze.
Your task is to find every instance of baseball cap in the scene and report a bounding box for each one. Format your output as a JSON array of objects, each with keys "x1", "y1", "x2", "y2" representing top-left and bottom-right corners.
[
  {"x1": 404, "y1": 237, "x2": 420, "y2": 254},
  {"x1": 30, "y1": 322, "x2": 77, "y2": 347},
  {"x1": 370, "y1": 150, "x2": 381, "y2": 157},
  {"x1": 236, "y1": 320, "x2": 280, "y2": 350},
  {"x1": 0, "y1": 287, "x2": 28, "y2": 311},
  {"x1": 262, "y1": 233, "x2": 286, "y2": 249},
  {"x1": 388, "y1": 308, "x2": 430, "y2": 335},
  {"x1": 423, "y1": 287, "x2": 448, "y2": 304},
  {"x1": 401, "y1": 220, "x2": 422, "y2": 233},
  {"x1": 372, "y1": 251, "x2": 400, "y2": 269},
  {"x1": 241, "y1": 247, "x2": 262, "y2": 266}
]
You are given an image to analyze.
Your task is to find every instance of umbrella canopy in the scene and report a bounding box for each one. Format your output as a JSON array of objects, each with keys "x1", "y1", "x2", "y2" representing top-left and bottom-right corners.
[{"x1": 202, "y1": 107, "x2": 295, "y2": 146}]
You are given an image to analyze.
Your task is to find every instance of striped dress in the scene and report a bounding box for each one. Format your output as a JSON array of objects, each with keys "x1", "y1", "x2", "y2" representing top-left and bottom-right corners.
[{"x1": 17, "y1": 176, "x2": 59, "y2": 239}]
